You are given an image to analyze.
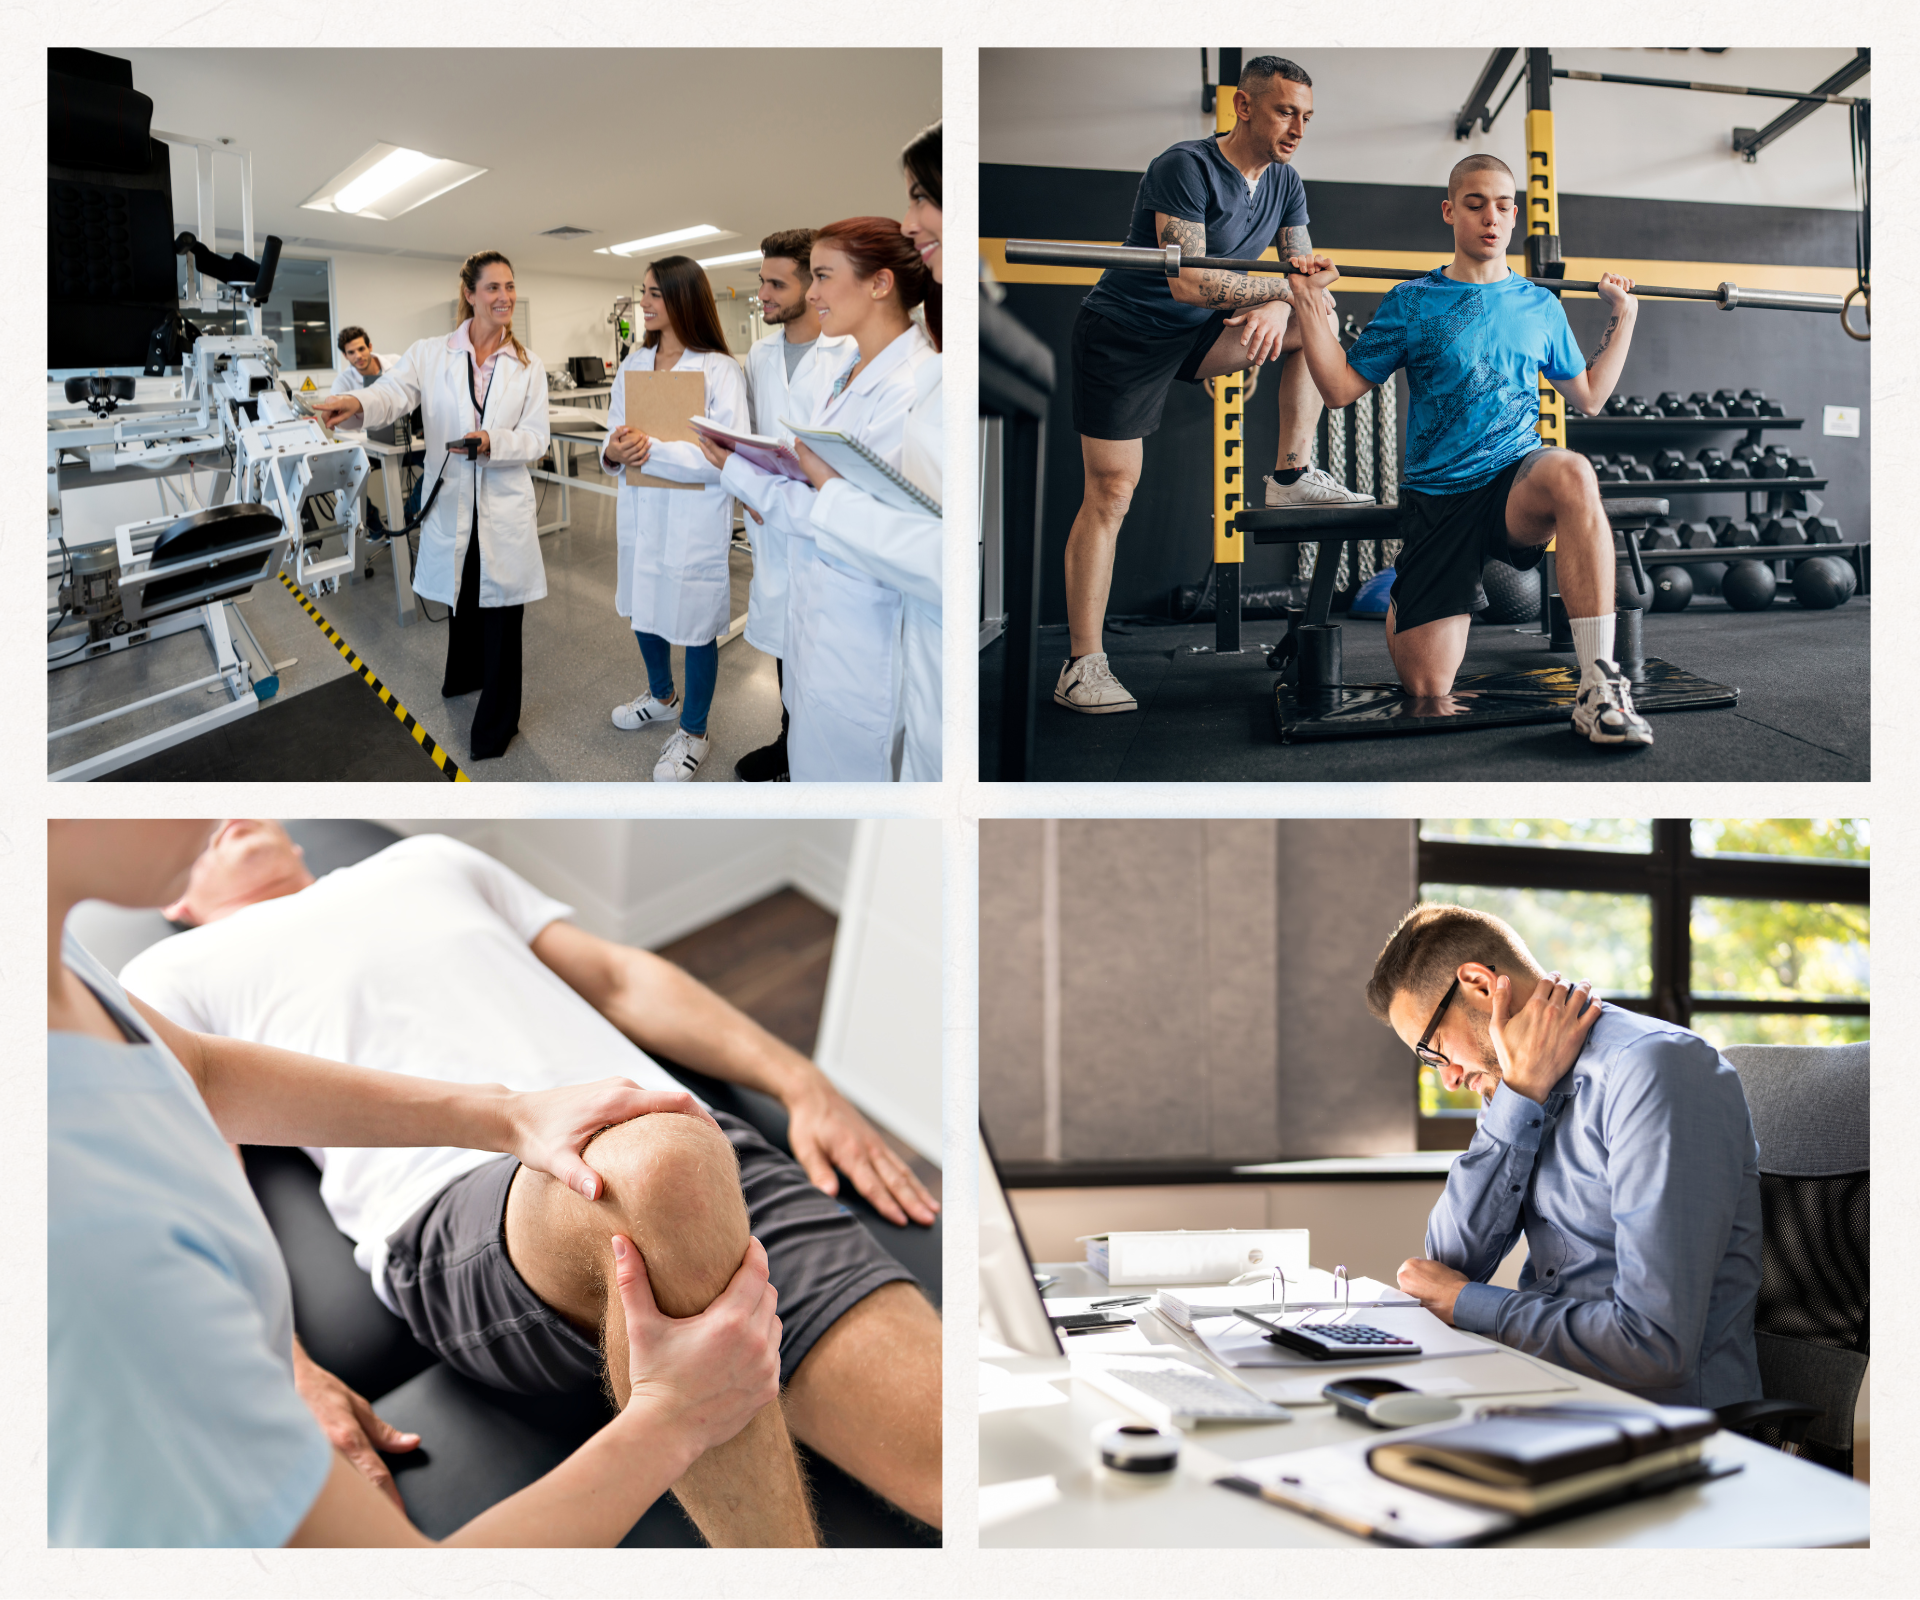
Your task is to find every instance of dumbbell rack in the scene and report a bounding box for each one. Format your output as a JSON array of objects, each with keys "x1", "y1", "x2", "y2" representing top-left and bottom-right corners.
[{"x1": 1574, "y1": 415, "x2": 1819, "y2": 518}]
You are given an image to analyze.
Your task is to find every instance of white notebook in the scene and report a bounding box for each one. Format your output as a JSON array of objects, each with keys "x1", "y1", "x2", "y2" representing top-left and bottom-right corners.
[{"x1": 781, "y1": 417, "x2": 941, "y2": 517}]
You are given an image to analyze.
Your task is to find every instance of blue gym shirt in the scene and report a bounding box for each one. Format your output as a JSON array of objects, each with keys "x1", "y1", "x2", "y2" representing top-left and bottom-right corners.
[
  {"x1": 1081, "y1": 134, "x2": 1309, "y2": 337},
  {"x1": 1346, "y1": 269, "x2": 1587, "y2": 494}
]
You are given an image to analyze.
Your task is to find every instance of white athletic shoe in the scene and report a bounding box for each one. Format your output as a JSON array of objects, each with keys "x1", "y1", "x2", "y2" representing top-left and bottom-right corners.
[
  {"x1": 612, "y1": 692, "x2": 680, "y2": 730},
  {"x1": 1054, "y1": 652, "x2": 1138, "y2": 714},
  {"x1": 1571, "y1": 660, "x2": 1653, "y2": 747},
  {"x1": 653, "y1": 728, "x2": 711, "y2": 781},
  {"x1": 1263, "y1": 467, "x2": 1375, "y2": 508}
]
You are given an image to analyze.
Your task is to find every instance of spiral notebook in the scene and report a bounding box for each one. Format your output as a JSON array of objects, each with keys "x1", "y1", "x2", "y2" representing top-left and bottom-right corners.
[{"x1": 780, "y1": 418, "x2": 942, "y2": 517}]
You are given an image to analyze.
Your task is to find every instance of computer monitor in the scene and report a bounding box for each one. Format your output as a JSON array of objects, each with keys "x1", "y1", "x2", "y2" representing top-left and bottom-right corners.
[{"x1": 979, "y1": 1120, "x2": 1063, "y2": 1359}]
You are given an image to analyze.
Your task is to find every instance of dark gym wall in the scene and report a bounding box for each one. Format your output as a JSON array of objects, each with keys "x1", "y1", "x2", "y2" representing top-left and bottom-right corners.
[{"x1": 985, "y1": 165, "x2": 1871, "y2": 624}]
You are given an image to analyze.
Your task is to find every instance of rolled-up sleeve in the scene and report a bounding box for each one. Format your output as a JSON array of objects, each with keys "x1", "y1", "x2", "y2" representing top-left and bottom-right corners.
[{"x1": 1427, "y1": 1084, "x2": 1547, "y2": 1330}]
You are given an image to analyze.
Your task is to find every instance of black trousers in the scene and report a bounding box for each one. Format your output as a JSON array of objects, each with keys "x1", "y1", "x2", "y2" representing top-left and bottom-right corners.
[{"x1": 443, "y1": 532, "x2": 524, "y2": 759}]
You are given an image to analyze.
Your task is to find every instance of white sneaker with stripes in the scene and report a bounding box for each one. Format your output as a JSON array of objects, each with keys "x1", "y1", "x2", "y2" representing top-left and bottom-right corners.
[
  {"x1": 653, "y1": 728, "x2": 711, "y2": 781},
  {"x1": 1054, "y1": 652, "x2": 1138, "y2": 714},
  {"x1": 1263, "y1": 467, "x2": 1375, "y2": 507}
]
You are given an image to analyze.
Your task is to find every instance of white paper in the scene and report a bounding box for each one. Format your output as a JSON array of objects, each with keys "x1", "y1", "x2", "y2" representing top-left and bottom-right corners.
[
  {"x1": 1227, "y1": 1350, "x2": 1579, "y2": 1406},
  {"x1": 978, "y1": 1474, "x2": 1063, "y2": 1530},
  {"x1": 1228, "y1": 1435, "x2": 1512, "y2": 1546},
  {"x1": 979, "y1": 1362, "x2": 1071, "y2": 1413},
  {"x1": 1158, "y1": 1271, "x2": 1413, "y2": 1327}
]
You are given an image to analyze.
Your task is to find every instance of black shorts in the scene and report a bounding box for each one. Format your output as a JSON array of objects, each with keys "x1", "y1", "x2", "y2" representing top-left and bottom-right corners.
[
  {"x1": 1071, "y1": 305, "x2": 1229, "y2": 440},
  {"x1": 382, "y1": 1110, "x2": 918, "y2": 1394},
  {"x1": 1388, "y1": 454, "x2": 1545, "y2": 632}
]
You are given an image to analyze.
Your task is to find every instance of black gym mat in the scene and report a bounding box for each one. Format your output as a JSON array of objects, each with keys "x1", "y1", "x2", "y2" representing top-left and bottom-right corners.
[
  {"x1": 1275, "y1": 658, "x2": 1736, "y2": 741},
  {"x1": 982, "y1": 595, "x2": 1868, "y2": 783},
  {"x1": 105, "y1": 673, "x2": 453, "y2": 783}
]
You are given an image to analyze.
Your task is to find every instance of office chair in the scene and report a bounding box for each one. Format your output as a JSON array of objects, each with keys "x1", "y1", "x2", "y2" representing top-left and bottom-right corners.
[
  {"x1": 242, "y1": 822, "x2": 942, "y2": 1546},
  {"x1": 1715, "y1": 1041, "x2": 1869, "y2": 1477}
]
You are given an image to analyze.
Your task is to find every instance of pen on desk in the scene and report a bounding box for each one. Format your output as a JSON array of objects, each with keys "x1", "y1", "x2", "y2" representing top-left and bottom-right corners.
[{"x1": 1091, "y1": 1295, "x2": 1150, "y2": 1310}]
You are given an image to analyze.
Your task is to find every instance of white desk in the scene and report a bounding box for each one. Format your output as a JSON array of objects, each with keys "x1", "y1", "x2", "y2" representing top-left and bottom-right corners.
[{"x1": 981, "y1": 1264, "x2": 1870, "y2": 1548}]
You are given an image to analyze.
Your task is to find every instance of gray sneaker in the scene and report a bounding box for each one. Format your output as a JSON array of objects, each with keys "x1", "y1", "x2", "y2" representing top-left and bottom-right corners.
[
  {"x1": 1264, "y1": 466, "x2": 1375, "y2": 507},
  {"x1": 1571, "y1": 660, "x2": 1653, "y2": 747},
  {"x1": 1054, "y1": 653, "x2": 1137, "y2": 715}
]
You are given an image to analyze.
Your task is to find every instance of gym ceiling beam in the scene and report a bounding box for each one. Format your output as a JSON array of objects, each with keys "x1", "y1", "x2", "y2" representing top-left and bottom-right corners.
[
  {"x1": 1453, "y1": 48, "x2": 1519, "y2": 140},
  {"x1": 1731, "y1": 49, "x2": 1870, "y2": 163}
]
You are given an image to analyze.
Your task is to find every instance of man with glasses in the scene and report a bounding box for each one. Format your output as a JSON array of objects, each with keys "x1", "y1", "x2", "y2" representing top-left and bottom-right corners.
[{"x1": 1365, "y1": 903, "x2": 1764, "y2": 1409}]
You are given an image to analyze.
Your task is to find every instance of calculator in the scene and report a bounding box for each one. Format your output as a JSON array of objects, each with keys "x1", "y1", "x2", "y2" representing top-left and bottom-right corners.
[{"x1": 1232, "y1": 1307, "x2": 1422, "y2": 1361}]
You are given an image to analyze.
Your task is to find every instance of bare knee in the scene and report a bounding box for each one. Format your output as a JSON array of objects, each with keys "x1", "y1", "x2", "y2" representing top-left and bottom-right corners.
[
  {"x1": 1534, "y1": 449, "x2": 1604, "y2": 517},
  {"x1": 585, "y1": 1113, "x2": 748, "y2": 1317},
  {"x1": 1079, "y1": 465, "x2": 1137, "y2": 523}
]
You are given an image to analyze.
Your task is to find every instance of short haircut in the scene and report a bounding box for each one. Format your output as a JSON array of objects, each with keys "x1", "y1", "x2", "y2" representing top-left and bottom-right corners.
[
  {"x1": 1448, "y1": 154, "x2": 1517, "y2": 202},
  {"x1": 1240, "y1": 55, "x2": 1312, "y2": 99},
  {"x1": 1364, "y1": 903, "x2": 1542, "y2": 1023},
  {"x1": 759, "y1": 229, "x2": 815, "y2": 281},
  {"x1": 336, "y1": 325, "x2": 370, "y2": 354}
]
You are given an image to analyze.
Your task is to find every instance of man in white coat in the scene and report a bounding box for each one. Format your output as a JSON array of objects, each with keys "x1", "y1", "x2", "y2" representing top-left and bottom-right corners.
[{"x1": 736, "y1": 230, "x2": 853, "y2": 782}]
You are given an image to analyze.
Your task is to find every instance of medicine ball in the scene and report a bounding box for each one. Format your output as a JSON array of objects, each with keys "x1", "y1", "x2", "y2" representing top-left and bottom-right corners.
[
  {"x1": 1480, "y1": 558, "x2": 1540, "y2": 624},
  {"x1": 1791, "y1": 555, "x2": 1857, "y2": 610},
  {"x1": 1693, "y1": 561, "x2": 1727, "y2": 597},
  {"x1": 1615, "y1": 562, "x2": 1650, "y2": 610},
  {"x1": 1650, "y1": 566, "x2": 1693, "y2": 612},
  {"x1": 1721, "y1": 560, "x2": 1777, "y2": 612}
]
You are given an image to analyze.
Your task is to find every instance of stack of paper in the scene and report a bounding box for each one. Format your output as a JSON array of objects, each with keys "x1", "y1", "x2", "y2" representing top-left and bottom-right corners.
[{"x1": 1158, "y1": 1271, "x2": 1412, "y2": 1330}]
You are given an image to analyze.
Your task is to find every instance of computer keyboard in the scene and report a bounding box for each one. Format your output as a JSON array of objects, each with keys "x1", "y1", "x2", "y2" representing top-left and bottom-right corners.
[{"x1": 1078, "y1": 1360, "x2": 1293, "y2": 1427}]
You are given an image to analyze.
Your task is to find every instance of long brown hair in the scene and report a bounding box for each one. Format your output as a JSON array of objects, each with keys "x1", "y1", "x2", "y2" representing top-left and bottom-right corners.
[
  {"x1": 643, "y1": 255, "x2": 732, "y2": 357},
  {"x1": 454, "y1": 250, "x2": 530, "y2": 365},
  {"x1": 812, "y1": 217, "x2": 940, "y2": 352}
]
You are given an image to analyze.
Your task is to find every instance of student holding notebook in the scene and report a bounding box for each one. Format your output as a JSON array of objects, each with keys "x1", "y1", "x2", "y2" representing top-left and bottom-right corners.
[
  {"x1": 601, "y1": 257, "x2": 751, "y2": 782},
  {"x1": 699, "y1": 216, "x2": 937, "y2": 782}
]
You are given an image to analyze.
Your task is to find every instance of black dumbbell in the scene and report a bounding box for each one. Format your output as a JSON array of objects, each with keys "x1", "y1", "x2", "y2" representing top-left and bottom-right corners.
[
  {"x1": 1786, "y1": 455, "x2": 1815, "y2": 480},
  {"x1": 1653, "y1": 449, "x2": 1687, "y2": 478},
  {"x1": 1712, "y1": 517, "x2": 1760, "y2": 547},
  {"x1": 1690, "y1": 391, "x2": 1729, "y2": 418},
  {"x1": 1755, "y1": 454, "x2": 1792, "y2": 479},
  {"x1": 1740, "y1": 388, "x2": 1768, "y2": 402},
  {"x1": 1639, "y1": 524, "x2": 1681, "y2": 552},
  {"x1": 1805, "y1": 516, "x2": 1843, "y2": 544},
  {"x1": 1623, "y1": 394, "x2": 1650, "y2": 416},
  {"x1": 1622, "y1": 457, "x2": 1655, "y2": 483},
  {"x1": 1604, "y1": 394, "x2": 1632, "y2": 416},
  {"x1": 1678, "y1": 459, "x2": 1708, "y2": 481},
  {"x1": 1716, "y1": 456, "x2": 1753, "y2": 480},
  {"x1": 1712, "y1": 389, "x2": 1743, "y2": 406},
  {"x1": 1763, "y1": 515, "x2": 1808, "y2": 545},
  {"x1": 1696, "y1": 447, "x2": 1728, "y2": 474},
  {"x1": 1676, "y1": 521, "x2": 1716, "y2": 548},
  {"x1": 1588, "y1": 454, "x2": 1625, "y2": 482},
  {"x1": 1758, "y1": 397, "x2": 1786, "y2": 418},
  {"x1": 1732, "y1": 440, "x2": 1765, "y2": 463},
  {"x1": 1781, "y1": 489, "x2": 1823, "y2": 515},
  {"x1": 1727, "y1": 396, "x2": 1761, "y2": 418}
]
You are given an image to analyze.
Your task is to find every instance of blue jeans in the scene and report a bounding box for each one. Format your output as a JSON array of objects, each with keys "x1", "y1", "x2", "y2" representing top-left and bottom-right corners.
[{"x1": 635, "y1": 631, "x2": 717, "y2": 736}]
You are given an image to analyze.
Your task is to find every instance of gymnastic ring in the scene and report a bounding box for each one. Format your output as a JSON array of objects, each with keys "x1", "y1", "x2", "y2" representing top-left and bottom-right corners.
[
  {"x1": 1203, "y1": 365, "x2": 1260, "y2": 403},
  {"x1": 1841, "y1": 284, "x2": 1870, "y2": 342}
]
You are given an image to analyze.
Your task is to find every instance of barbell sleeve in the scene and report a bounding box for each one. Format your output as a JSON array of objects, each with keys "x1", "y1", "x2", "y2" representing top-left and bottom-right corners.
[{"x1": 1002, "y1": 239, "x2": 1846, "y2": 313}]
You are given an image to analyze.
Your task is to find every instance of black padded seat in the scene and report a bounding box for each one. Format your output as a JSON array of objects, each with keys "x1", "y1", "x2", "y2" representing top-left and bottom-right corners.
[
  {"x1": 1604, "y1": 497, "x2": 1670, "y2": 523},
  {"x1": 1235, "y1": 503, "x2": 1401, "y2": 543}
]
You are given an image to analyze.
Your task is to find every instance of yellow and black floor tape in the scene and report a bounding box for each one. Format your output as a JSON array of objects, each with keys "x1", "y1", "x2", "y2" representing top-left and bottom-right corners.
[{"x1": 277, "y1": 572, "x2": 469, "y2": 782}]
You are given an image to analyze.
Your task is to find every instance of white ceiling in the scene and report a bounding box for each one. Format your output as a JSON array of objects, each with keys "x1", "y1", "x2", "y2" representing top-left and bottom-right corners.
[{"x1": 117, "y1": 48, "x2": 940, "y2": 289}]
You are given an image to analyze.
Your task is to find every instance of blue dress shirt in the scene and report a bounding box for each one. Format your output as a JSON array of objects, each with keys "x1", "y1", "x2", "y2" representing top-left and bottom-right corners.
[{"x1": 1431, "y1": 1004, "x2": 1764, "y2": 1408}]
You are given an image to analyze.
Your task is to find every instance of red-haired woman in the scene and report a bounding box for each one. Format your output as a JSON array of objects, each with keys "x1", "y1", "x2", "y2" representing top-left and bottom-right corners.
[
  {"x1": 315, "y1": 251, "x2": 550, "y2": 761},
  {"x1": 601, "y1": 256, "x2": 751, "y2": 782},
  {"x1": 698, "y1": 216, "x2": 937, "y2": 782}
]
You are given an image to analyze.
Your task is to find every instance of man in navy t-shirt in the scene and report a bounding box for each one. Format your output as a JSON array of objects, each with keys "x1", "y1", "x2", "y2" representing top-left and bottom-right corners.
[
  {"x1": 1054, "y1": 54, "x2": 1372, "y2": 718},
  {"x1": 1287, "y1": 155, "x2": 1654, "y2": 748}
]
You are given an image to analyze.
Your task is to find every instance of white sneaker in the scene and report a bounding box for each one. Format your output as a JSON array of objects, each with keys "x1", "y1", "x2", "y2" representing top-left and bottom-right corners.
[
  {"x1": 613, "y1": 692, "x2": 680, "y2": 730},
  {"x1": 653, "y1": 728, "x2": 711, "y2": 781},
  {"x1": 1572, "y1": 660, "x2": 1653, "y2": 747},
  {"x1": 1054, "y1": 653, "x2": 1137, "y2": 714},
  {"x1": 1264, "y1": 467, "x2": 1375, "y2": 507}
]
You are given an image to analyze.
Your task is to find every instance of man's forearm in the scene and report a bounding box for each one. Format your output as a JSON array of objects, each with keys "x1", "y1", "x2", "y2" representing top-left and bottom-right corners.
[
  {"x1": 1575, "y1": 307, "x2": 1636, "y2": 412},
  {"x1": 1423, "y1": 1087, "x2": 1545, "y2": 1281},
  {"x1": 1159, "y1": 216, "x2": 1293, "y2": 309},
  {"x1": 1288, "y1": 284, "x2": 1370, "y2": 408}
]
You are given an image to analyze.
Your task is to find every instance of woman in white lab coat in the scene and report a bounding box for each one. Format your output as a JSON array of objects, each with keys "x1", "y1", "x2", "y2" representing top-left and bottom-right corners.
[
  {"x1": 314, "y1": 251, "x2": 549, "y2": 760},
  {"x1": 700, "y1": 217, "x2": 936, "y2": 783},
  {"x1": 601, "y1": 256, "x2": 750, "y2": 782},
  {"x1": 796, "y1": 124, "x2": 944, "y2": 782}
]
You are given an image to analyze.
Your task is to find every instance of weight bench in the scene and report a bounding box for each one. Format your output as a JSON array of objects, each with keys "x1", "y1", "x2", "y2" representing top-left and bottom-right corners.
[{"x1": 1234, "y1": 498, "x2": 1738, "y2": 742}]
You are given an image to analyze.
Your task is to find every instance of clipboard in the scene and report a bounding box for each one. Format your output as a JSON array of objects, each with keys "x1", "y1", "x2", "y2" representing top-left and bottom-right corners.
[{"x1": 623, "y1": 369, "x2": 706, "y2": 491}]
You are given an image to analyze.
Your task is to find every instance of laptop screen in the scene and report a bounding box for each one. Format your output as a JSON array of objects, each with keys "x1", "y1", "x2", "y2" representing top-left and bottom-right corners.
[{"x1": 979, "y1": 1121, "x2": 1063, "y2": 1358}]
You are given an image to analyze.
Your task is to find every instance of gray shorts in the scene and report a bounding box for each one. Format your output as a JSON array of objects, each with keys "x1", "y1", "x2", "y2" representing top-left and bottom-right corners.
[{"x1": 382, "y1": 1110, "x2": 918, "y2": 1393}]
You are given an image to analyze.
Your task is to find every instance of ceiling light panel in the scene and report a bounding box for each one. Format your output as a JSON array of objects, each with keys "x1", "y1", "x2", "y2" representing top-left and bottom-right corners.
[
  {"x1": 302, "y1": 143, "x2": 487, "y2": 221},
  {"x1": 596, "y1": 224, "x2": 734, "y2": 257},
  {"x1": 697, "y1": 250, "x2": 764, "y2": 268}
]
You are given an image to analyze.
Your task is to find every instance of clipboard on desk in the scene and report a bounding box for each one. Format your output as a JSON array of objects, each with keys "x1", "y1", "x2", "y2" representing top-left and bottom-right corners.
[{"x1": 622, "y1": 369, "x2": 705, "y2": 490}]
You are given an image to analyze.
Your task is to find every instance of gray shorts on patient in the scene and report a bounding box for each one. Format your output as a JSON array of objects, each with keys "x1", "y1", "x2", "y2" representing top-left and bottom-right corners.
[{"x1": 382, "y1": 1110, "x2": 917, "y2": 1392}]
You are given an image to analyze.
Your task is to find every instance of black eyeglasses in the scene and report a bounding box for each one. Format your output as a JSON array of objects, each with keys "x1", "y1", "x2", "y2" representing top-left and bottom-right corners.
[{"x1": 1413, "y1": 977, "x2": 1460, "y2": 1072}]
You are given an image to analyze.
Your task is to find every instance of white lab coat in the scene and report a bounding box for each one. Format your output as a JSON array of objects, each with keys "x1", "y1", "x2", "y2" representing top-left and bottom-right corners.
[
  {"x1": 330, "y1": 355, "x2": 399, "y2": 395},
  {"x1": 602, "y1": 346, "x2": 749, "y2": 646},
  {"x1": 722, "y1": 323, "x2": 935, "y2": 782},
  {"x1": 810, "y1": 352, "x2": 943, "y2": 782},
  {"x1": 353, "y1": 327, "x2": 550, "y2": 609},
  {"x1": 740, "y1": 329, "x2": 854, "y2": 659}
]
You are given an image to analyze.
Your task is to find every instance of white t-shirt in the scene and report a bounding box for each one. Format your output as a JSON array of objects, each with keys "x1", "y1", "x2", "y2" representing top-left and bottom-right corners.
[{"x1": 120, "y1": 835, "x2": 697, "y2": 1309}]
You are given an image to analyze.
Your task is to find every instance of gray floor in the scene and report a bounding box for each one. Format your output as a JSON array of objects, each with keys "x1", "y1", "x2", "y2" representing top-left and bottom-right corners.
[{"x1": 50, "y1": 455, "x2": 783, "y2": 782}]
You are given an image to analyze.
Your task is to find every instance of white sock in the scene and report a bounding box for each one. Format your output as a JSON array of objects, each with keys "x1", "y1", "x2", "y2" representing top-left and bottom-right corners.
[{"x1": 1570, "y1": 615, "x2": 1616, "y2": 677}]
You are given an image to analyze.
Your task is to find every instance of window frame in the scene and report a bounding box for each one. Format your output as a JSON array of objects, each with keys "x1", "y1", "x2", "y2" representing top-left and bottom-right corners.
[{"x1": 1414, "y1": 819, "x2": 1868, "y2": 1147}]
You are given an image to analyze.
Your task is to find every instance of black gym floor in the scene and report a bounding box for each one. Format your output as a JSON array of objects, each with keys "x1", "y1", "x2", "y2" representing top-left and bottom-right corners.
[{"x1": 981, "y1": 595, "x2": 1868, "y2": 782}]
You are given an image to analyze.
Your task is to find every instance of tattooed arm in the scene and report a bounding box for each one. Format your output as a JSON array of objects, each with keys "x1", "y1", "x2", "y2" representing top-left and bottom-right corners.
[
  {"x1": 1554, "y1": 273, "x2": 1638, "y2": 415},
  {"x1": 1156, "y1": 213, "x2": 1295, "y2": 309}
]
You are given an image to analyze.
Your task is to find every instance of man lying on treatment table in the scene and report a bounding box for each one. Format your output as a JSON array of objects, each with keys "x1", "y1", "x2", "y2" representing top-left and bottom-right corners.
[
  {"x1": 1370, "y1": 903, "x2": 1763, "y2": 1411},
  {"x1": 119, "y1": 823, "x2": 941, "y2": 1546}
]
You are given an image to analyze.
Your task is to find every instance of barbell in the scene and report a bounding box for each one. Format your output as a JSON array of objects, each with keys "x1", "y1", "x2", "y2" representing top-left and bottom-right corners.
[{"x1": 1003, "y1": 238, "x2": 1848, "y2": 316}]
